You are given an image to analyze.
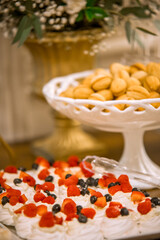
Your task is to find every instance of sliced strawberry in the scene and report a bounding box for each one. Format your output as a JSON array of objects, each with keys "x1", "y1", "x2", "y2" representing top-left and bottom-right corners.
[
  {"x1": 34, "y1": 184, "x2": 42, "y2": 191},
  {"x1": 0, "y1": 177, "x2": 6, "y2": 188},
  {"x1": 38, "y1": 168, "x2": 50, "y2": 180},
  {"x1": 19, "y1": 194, "x2": 28, "y2": 204},
  {"x1": 67, "y1": 185, "x2": 81, "y2": 197},
  {"x1": 41, "y1": 182, "x2": 55, "y2": 192},
  {"x1": 106, "y1": 206, "x2": 120, "y2": 218},
  {"x1": 54, "y1": 168, "x2": 65, "y2": 178},
  {"x1": 88, "y1": 188, "x2": 103, "y2": 198},
  {"x1": 61, "y1": 198, "x2": 77, "y2": 215},
  {"x1": 37, "y1": 205, "x2": 48, "y2": 216},
  {"x1": 14, "y1": 206, "x2": 25, "y2": 214},
  {"x1": 55, "y1": 216, "x2": 63, "y2": 225},
  {"x1": 23, "y1": 175, "x2": 36, "y2": 187},
  {"x1": 7, "y1": 189, "x2": 21, "y2": 198},
  {"x1": 58, "y1": 179, "x2": 65, "y2": 186},
  {"x1": 118, "y1": 175, "x2": 130, "y2": 184},
  {"x1": 137, "y1": 199, "x2": 151, "y2": 215},
  {"x1": 68, "y1": 155, "x2": 79, "y2": 167},
  {"x1": 42, "y1": 196, "x2": 55, "y2": 204},
  {"x1": 39, "y1": 212, "x2": 55, "y2": 228},
  {"x1": 121, "y1": 183, "x2": 132, "y2": 193},
  {"x1": 131, "y1": 191, "x2": 145, "y2": 203},
  {"x1": 106, "y1": 177, "x2": 118, "y2": 187},
  {"x1": 79, "y1": 161, "x2": 94, "y2": 178},
  {"x1": 53, "y1": 161, "x2": 69, "y2": 169},
  {"x1": 23, "y1": 203, "x2": 37, "y2": 218},
  {"x1": 108, "y1": 185, "x2": 121, "y2": 195},
  {"x1": 81, "y1": 208, "x2": 96, "y2": 219},
  {"x1": 4, "y1": 166, "x2": 17, "y2": 174},
  {"x1": 3, "y1": 183, "x2": 11, "y2": 190},
  {"x1": 0, "y1": 172, "x2": 4, "y2": 178},
  {"x1": 66, "y1": 213, "x2": 78, "y2": 221},
  {"x1": 98, "y1": 178, "x2": 107, "y2": 187},
  {"x1": 9, "y1": 196, "x2": 19, "y2": 206},
  {"x1": 35, "y1": 156, "x2": 50, "y2": 168},
  {"x1": 109, "y1": 202, "x2": 122, "y2": 209},
  {"x1": 103, "y1": 173, "x2": 116, "y2": 179},
  {"x1": 34, "y1": 192, "x2": 46, "y2": 202},
  {"x1": 64, "y1": 175, "x2": 78, "y2": 186},
  {"x1": 94, "y1": 196, "x2": 107, "y2": 208}
]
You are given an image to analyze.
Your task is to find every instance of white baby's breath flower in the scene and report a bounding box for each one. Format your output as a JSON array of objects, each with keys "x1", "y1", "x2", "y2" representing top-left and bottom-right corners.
[{"x1": 64, "y1": 0, "x2": 86, "y2": 15}]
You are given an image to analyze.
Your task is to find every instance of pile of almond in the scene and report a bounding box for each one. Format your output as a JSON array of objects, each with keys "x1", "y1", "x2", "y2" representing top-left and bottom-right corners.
[{"x1": 59, "y1": 62, "x2": 160, "y2": 110}]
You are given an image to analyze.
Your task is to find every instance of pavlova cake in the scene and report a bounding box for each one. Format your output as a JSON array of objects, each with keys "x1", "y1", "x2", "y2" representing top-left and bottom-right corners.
[{"x1": 0, "y1": 156, "x2": 160, "y2": 240}]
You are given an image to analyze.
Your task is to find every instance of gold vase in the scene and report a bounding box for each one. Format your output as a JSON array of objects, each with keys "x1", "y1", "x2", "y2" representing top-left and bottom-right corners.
[{"x1": 25, "y1": 29, "x2": 108, "y2": 160}]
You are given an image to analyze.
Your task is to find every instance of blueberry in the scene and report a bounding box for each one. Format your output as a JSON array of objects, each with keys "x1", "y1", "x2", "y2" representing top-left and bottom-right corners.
[
  {"x1": 81, "y1": 188, "x2": 89, "y2": 196},
  {"x1": 151, "y1": 197, "x2": 159, "y2": 206},
  {"x1": 48, "y1": 158, "x2": 55, "y2": 166},
  {"x1": 78, "y1": 214, "x2": 87, "y2": 223},
  {"x1": 1, "y1": 196, "x2": 9, "y2": 206},
  {"x1": 120, "y1": 207, "x2": 129, "y2": 216},
  {"x1": 90, "y1": 195, "x2": 97, "y2": 204},
  {"x1": 45, "y1": 175, "x2": 54, "y2": 182},
  {"x1": 86, "y1": 177, "x2": 95, "y2": 186},
  {"x1": 44, "y1": 190, "x2": 50, "y2": 195},
  {"x1": 94, "y1": 178, "x2": 99, "y2": 187},
  {"x1": 77, "y1": 179, "x2": 86, "y2": 188},
  {"x1": 104, "y1": 194, "x2": 112, "y2": 202},
  {"x1": 151, "y1": 203, "x2": 156, "y2": 208},
  {"x1": 34, "y1": 184, "x2": 38, "y2": 190},
  {"x1": 141, "y1": 190, "x2": 150, "y2": 197},
  {"x1": 108, "y1": 182, "x2": 115, "y2": 188},
  {"x1": 65, "y1": 174, "x2": 72, "y2": 179},
  {"x1": 115, "y1": 182, "x2": 121, "y2": 186},
  {"x1": 76, "y1": 205, "x2": 83, "y2": 214},
  {"x1": 32, "y1": 163, "x2": 39, "y2": 170},
  {"x1": 13, "y1": 178, "x2": 22, "y2": 185},
  {"x1": 18, "y1": 166, "x2": 26, "y2": 172},
  {"x1": 132, "y1": 187, "x2": 139, "y2": 192},
  {"x1": 52, "y1": 204, "x2": 61, "y2": 214}
]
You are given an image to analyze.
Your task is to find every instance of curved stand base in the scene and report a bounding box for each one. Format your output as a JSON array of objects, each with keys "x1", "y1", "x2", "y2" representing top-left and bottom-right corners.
[{"x1": 119, "y1": 129, "x2": 160, "y2": 189}]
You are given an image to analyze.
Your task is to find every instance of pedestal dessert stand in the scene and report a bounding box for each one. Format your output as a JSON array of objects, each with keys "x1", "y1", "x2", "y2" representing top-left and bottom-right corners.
[{"x1": 43, "y1": 70, "x2": 160, "y2": 186}]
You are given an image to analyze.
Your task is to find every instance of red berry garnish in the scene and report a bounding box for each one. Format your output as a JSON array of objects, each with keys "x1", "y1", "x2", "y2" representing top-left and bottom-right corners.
[
  {"x1": 39, "y1": 212, "x2": 55, "y2": 228},
  {"x1": 38, "y1": 168, "x2": 50, "y2": 180},
  {"x1": 94, "y1": 197, "x2": 107, "y2": 208},
  {"x1": 4, "y1": 166, "x2": 17, "y2": 174},
  {"x1": 23, "y1": 175, "x2": 36, "y2": 187},
  {"x1": 137, "y1": 199, "x2": 151, "y2": 215},
  {"x1": 9, "y1": 196, "x2": 19, "y2": 206},
  {"x1": 64, "y1": 175, "x2": 78, "y2": 186},
  {"x1": 109, "y1": 202, "x2": 122, "y2": 209},
  {"x1": 108, "y1": 185, "x2": 121, "y2": 195},
  {"x1": 42, "y1": 196, "x2": 55, "y2": 204},
  {"x1": 34, "y1": 192, "x2": 46, "y2": 202},
  {"x1": 19, "y1": 194, "x2": 28, "y2": 204},
  {"x1": 68, "y1": 155, "x2": 79, "y2": 167},
  {"x1": 61, "y1": 198, "x2": 77, "y2": 215},
  {"x1": 23, "y1": 203, "x2": 37, "y2": 218},
  {"x1": 121, "y1": 183, "x2": 132, "y2": 193},
  {"x1": 35, "y1": 157, "x2": 50, "y2": 168},
  {"x1": 88, "y1": 188, "x2": 103, "y2": 198},
  {"x1": 106, "y1": 206, "x2": 120, "y2": 218},
  {"x1": 131, "y1": 191, "x2": 145, "y2": 203},
  {"x1": 58, "y1": 179, "x2": 65, "y2": 186},
  {"x1": 41, "y1": 182, "x2": 55, "y2": 192},
  {"x1": 81, "y1": 208, "x2": 96, "y2": 219},
  {"x1": 7, "y1": 188, "x2": 21, "y2": 198},
  {"x1": 67, "y1": 185, "x2": 81, "y2": 197},
  {"x1": 118, "y1": 175, "x2": 130, "y2": 184},
  {"x1": 37, "y1": 205, "x2": 48, "y2": 216},
  {"x1": 79, "y1": 161, "x2": 94, "y2": 178},
  {"x1": 66, "y1": 213, "x2": 78, "y2": 221},
  {"x1": 53, "y1": 161, "x2": 69, "y2": 169}
]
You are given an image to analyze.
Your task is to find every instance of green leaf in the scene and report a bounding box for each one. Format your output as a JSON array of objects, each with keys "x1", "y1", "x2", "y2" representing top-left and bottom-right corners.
[
  {"x1": 86, "y1": 0, "x2": 97, "y2": 7},
  {"x1": 76, "y1": 10, "x2": 84, "y2": 22},
  {"x1": 85, "y1": 9, "x2": 94, "y2": 22},
  {"x1": 125, "y1": 21, "x2": 132, "y2": 43},
  {"x1": 135, "y1": 31, "x2": 144, "y2": 49},
  {"x1": 136, "y1": 27, "x2": 157, "y2": 36},
  {"x1": 12, "y1": 15, "x2": 30, "y2": 44},
  {"x1": 86, "y1": 7, "x2": 108, "y2": 19},
  {"x1": 18, "y1": 26, "x2": 32, "y2": 46},
  {"x1": 154, "y1": 19, "x2": 160, "y2": 32},
  {"x1": 120, "y1": 6, "x2": 151, "y2": 18},
  {"x1": 32, "y1": 16, "x2": 42, "y2": 39}
]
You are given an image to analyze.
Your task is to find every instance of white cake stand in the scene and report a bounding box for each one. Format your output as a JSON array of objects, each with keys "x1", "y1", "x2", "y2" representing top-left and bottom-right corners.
[{"x1": 43, "y1": 70, "x2": 160, "y2": 184}]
